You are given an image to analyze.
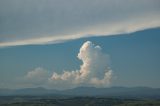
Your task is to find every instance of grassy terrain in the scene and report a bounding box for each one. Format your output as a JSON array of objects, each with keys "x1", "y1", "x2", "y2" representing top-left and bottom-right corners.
[{"x1": 0, "y1": 96, "x2": 160, "y2": 106}]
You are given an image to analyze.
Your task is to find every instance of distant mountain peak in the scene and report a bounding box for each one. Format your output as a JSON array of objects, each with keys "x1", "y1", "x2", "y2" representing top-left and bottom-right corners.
[{"x1": 0, "y1": 86, "x2": 160, "y2": 99}]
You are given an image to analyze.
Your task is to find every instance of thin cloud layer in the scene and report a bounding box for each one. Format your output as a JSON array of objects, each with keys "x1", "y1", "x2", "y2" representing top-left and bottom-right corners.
[
  {"x1": 0, "y1": 0, "x2": 160, "y2": 47},
  {"x1": 22, "y1": 41, "x2": 112, "y2": 89}
]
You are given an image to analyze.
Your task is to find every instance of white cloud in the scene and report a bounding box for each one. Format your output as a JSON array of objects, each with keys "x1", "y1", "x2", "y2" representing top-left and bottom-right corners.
[
  {"x1": 21, "y1": 41, "x2": 112, "y2": 89},
  {"x1": 49, "y1": 41, "x2": 112, "y2": 89},
  {"x1": 23, "y1": 67, "x2": 50, "y2": 86},
  {"x1": 0, "y1": 0, "x2": 160, "y2": 47}
]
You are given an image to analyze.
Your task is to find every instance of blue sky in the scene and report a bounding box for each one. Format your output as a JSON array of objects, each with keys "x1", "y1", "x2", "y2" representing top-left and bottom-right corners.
[
  {"x1": 0, "y1": 28, "x2": 160, "y2": 89},
  {"x1": 0, "y1": 0, "x2": 160, "y2": 89}
]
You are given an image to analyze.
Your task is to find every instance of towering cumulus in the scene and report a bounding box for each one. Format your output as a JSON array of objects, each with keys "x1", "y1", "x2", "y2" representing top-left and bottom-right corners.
[{"x1": 50, "y1": 41, "x2": 112, "y2": 89}]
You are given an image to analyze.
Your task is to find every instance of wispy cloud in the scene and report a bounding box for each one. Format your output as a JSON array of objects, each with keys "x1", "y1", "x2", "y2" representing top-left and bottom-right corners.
[
  {"x1": 21, "y1": 41, "x2": 112, "y2": 89},
  {"x1": 0, "y1": 0, "x2": 160, "y2": 47}
]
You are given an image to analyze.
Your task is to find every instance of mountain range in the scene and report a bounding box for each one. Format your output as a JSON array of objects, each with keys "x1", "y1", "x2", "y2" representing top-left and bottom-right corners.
[{"x1": 0, "y1": 87, "x2": 160, "y2": 98}]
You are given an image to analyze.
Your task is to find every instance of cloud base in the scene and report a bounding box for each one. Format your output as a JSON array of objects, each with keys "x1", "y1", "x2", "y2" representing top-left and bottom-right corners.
[{"x1": 0, "y1": 0, "x2": 160, "y2": 47}]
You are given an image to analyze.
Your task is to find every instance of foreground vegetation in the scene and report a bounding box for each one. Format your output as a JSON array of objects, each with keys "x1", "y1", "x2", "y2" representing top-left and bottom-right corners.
[{"x1": 0, "y1": 96, "x2": 160, "y2": 106}]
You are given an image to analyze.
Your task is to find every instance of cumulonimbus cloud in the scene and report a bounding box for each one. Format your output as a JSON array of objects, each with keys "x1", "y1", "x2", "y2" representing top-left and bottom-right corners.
[
  {"x1": 0, "y1": 0, "x2": 160, "y2": 47},
  {"x1": 22, "y1": 41, "x2": 112, "y2": 89}
]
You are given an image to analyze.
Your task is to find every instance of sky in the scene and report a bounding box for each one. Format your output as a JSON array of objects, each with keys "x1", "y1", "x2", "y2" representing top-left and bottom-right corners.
[{"x1": 0, "y1": 0, "x2": 160, "y2": 89}]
